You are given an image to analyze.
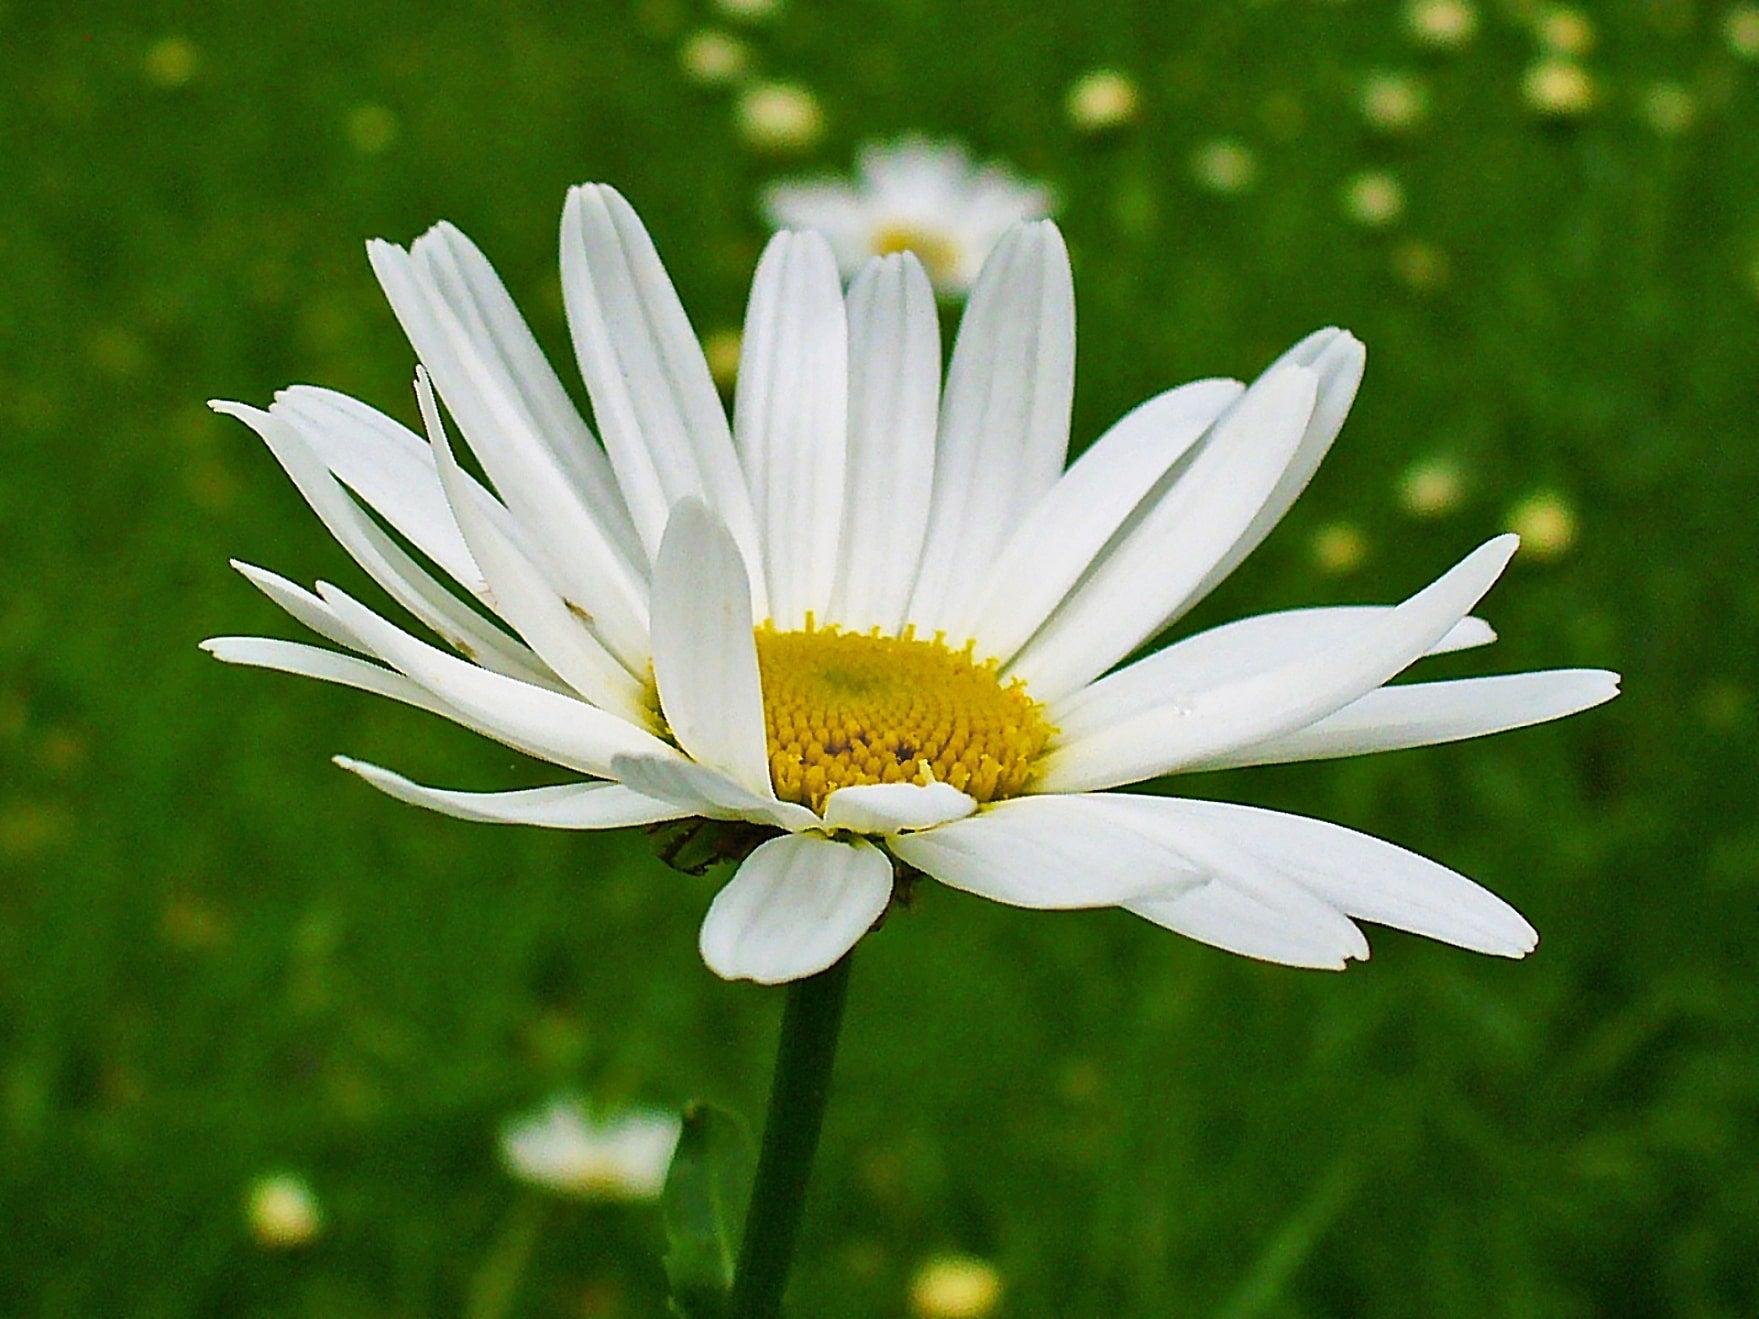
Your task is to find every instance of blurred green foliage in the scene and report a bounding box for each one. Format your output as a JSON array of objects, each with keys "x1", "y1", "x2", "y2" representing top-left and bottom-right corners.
[{"x1": 3, "y1": 0, "x2": 1757, "y2": 1314}]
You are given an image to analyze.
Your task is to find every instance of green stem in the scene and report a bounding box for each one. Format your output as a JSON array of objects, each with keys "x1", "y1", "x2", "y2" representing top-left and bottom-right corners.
[{"x1": 729, "y1": 953, "x2": 855, "y2": 1319}]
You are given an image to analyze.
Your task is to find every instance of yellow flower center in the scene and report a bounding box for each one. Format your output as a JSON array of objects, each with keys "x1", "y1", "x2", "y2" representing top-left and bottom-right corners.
[
  {"x1": 754, "y1": 621, "x2": 1053, "y2": 814},
  {"x1": 871, "y1": 224, "x2": 962, "y2": 288}
]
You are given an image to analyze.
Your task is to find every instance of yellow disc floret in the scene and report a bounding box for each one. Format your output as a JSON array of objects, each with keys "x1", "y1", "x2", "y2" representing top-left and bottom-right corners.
[{"x1": 755, "y1": 620, "x2": 1053, "y2": 814}]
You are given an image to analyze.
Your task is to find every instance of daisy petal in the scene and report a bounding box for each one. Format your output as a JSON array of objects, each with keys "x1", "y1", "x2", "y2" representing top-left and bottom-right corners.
[
  {"x1": 416, "y1": 370, "x2": 652, "y2": 724},
  {"x1": 211, "y1": 401, "x2": 555, "y2": 686},
  {"x1": 609, "y1": 752, "x2": 819, "y2": 832},
  {"x1": 907, "y1": 221, "x2": 1075, "y2": 634},
  {"x1": 1051, "y1": 607, "x2": 1499, "y2": 742},
  {"x1": 1192, "y1": 668, "x2": 1622, "y2": 770},
  {"x1": 317, "y1": 583, "x2": 670, "y2": 779},
  {"x1": 1129, "y1": 796, "x2": 1537, "y2": 957},
  {"x1": 368, "y1": 231, "x2": 652, "y2": 670},
  {"x1": 1186, "y1": 328, "x2": 1366, "y2": 606},
  {"x1": 734, "y1": 231, "x2": 848, "y2": 629},
  {"x1": 404, "y1": 222, "x2": 636, "y2": 550},
  {"x1": 650, "y1": 499, "x2": 775, "y2": 800},
  {"x1": 700, "y1": 833, "x2": 894, "y2": 984},
  {"x1": 887, "y1": 795, "x2": 1204, "y2": 909},
  {"x1": 831, "y1": 252, "x2": 941, "y2": 634},
  {"x1": 959, "y1": 377, "x2": 1245, "y2": 661},
  {"x1": 1129, "y1": 881, "x2": 1370, "y2": 970},
  {"x1": 1008, "y1": 363, "x2": 1321, "y2": 701},
  {"x1": 202, "y1": 636, "x2": 459, "y2": 720},
  {"x1": 560, "y1": 184, "x2": 766, "y2": 608},
  {"x1": 272, "y1": 386, "x2": 485, "y2": 595},
  {"x1": 1100, "y1": 798, "x2": 1370, "y2": 967},
  {"x1": 1037, "y1": 536, "x2": 1520, "y2": 793},
  {"x1": 333, "y1": 756, "x2": 687, "y2": 828},
  {"x1": 231, "y1": 561, "x2": 367, "y2": 655},
  {"x1": 820, "y1": 781, "x2": 976, "y2": 834}
]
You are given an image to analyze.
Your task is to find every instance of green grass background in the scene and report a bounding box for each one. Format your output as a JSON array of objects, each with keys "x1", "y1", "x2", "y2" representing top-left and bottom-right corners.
[{"x1": 3, "y1": 0, "x2": 1756, "y2": 1313}]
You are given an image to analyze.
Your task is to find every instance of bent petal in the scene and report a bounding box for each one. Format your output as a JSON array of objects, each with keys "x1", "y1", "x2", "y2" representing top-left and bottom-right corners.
[
  {"x1": 1185, "y1": 328, "x2": 1366, "y2": 608},
  {"x1": 1008, "y1": 362, "x2": 1320, "y2": 702},
  {"x1": 1051, "y1": 607, "x2": 1498, "y2": 743},
  {"x1": 317, "y1": 583, "x2": 670, "y2": 779},
  {"x1": 367, "y1": 229, "x2": 652, "y2": 669},
  {"x1": 230, "y1": 561, "x2": 372, "y2": 656},
  {"x1": 212, "y1": 401, "x2": 554, "y2": 686},
  {"x1": 649, "y1": 499, "x2": 775, "y2": 801},
  {"x1": 700, "y1": 833, "x2": 894, "y2": 983},
  {"x1": 1128, "y1": 880, "x2": 1370, "y2": 970},
  {"x1": 1117, "y1": 795, "x2": 1537, "y2": 957},
  {"x1": 958, "y1": 377, "x2": 1245, "y2": 661},
  {"x1": 272, "y1": 386, "x2": 487, "y2": 596},
  {"x1": 1190, "y1": 668, "x2": 1622, "y2": 770},
  {"x1": 417, "y1": 370, "x2": 651, "y2": 725},
  {"x1": 1038, "y1": 535, "x2": 1519, "y2": 793},
  {"x1": 334, "y1": 756, "x2": 689, "y2": 828},
  {"x1": 820, "y1": 781, "x2": 976, "y2": 834},
  {"x1": 888, "y1": 795, "x2": 1204, "y2": 909}
]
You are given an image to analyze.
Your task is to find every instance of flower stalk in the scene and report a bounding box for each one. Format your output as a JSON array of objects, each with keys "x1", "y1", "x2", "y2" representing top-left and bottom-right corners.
[{"x1": 730, "y1": 952, "x2": 855, "y2": 1318}]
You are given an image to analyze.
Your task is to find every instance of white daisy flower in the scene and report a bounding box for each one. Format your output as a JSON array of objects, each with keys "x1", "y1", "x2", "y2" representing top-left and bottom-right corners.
[
  {"x1": 206, "y1": 186, "x2": 1620, "y2": 985},
  {"x1": 500, "y1": 1096, "x2": 680, "y2": 1200},
  {"x1": 761, "y1": 138, "x2": 1051, "y2": 294}
]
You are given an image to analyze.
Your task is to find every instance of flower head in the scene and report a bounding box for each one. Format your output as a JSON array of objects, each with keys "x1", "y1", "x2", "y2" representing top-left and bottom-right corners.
[
  {"x1": 207, "y1": 185, "x2": 1618, "y2": 985},
  {"x1": 762, "y1": 138, "x2": 1051, "y2": 294},
  {"x1": 500, "y1": 1096, "x2": 680, "y2": 1200}
]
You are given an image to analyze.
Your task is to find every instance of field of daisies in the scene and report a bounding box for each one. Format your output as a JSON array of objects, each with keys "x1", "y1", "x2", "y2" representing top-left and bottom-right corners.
[{"x1": 4, "y1": 0, "x2": 1758, "y2": 1314}]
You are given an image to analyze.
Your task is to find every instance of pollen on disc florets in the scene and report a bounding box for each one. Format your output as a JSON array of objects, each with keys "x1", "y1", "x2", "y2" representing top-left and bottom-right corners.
[{"x1": 754, "y1": 619, "x2": 1053, "y2": 814}]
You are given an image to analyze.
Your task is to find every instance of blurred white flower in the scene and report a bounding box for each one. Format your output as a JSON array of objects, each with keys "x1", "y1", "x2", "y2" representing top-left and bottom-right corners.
[
  {"x1": 1398, "y1": 456, "x2": 1467, "y2": 518},
  {"x1": 500, "y1": 1096, "x2": 681, "y2": 1200},
  {"x1": 143, "y1": 36, "x2": 199, "y2": 89},
  {"x1": 1065, "y1": 69, "x2": 1140, "y2": 132},
  {"x1": 762, "y1": 138, "x2": 1051, "y2": 294},
  {"x1": 1391, "y1": 237, "x2": 1451, "y2": 292},
  {"x1": 1730, "y1": 5, "x2": 1759, "y2": 59},
  {"x1": 679, "y1": 30, "x2": 751, "y2": 88},
  {"x1": 1535, "y1": 6, "x2": 1595, "y2": 56},
  {"x1": 1506, "y1": 491, "x2": 1578, "y2": 560},
  {"x1": 1359, "y1": 71, "x2": 1429, "y2": 135},
  {"x1": 1523, "y1": 60, "x2": 1597, "y2": 118},
  {"x1": 1190, "y1": 138, "x2": 1259, "y2": 194},
  {"x1": 1640, "y1": 82, "x2": 1696, "y2": 137},
  {"x1": 1341, "y1": 171, "x2": 1406, "y2": 228},
  {"x1": 1405, "y1": 0, "x2": 1478, "y2": 49},
  {"x1": 910, "y1": 1253, "x2": 1004, "y2": 1317},
  {"x1": 1311, "y1": 521, "x2": 1369, "y2": 575},
  {"x1": 736, "y1": 81, "x2": 825, "y2": 153},
  {"x1": 246, "y1": 1172, "x2": 323, "y2": 1249}
]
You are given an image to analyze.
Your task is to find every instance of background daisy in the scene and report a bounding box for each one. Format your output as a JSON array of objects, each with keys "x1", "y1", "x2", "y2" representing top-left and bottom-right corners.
[{"x1": 763, "y1": 138, "x2": 1052, "y2": 293}]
